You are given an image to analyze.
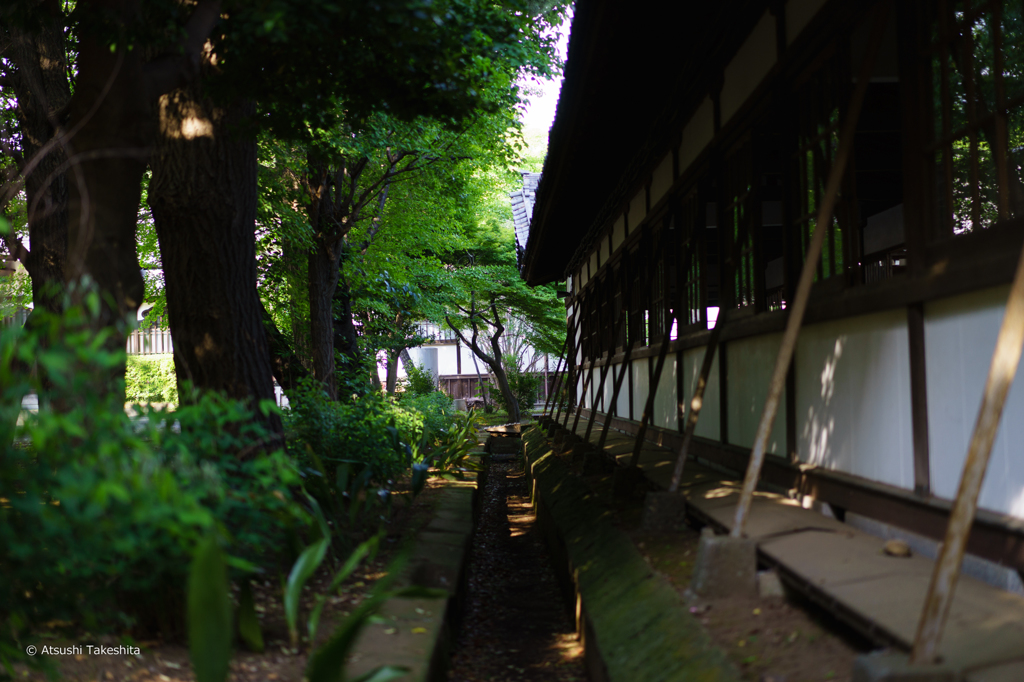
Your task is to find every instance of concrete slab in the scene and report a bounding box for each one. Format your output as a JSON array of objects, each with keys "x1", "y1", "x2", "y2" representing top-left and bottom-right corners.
[
  {"x1": 344, "y1": 596, "x2": 449, "y2": 682},
  {"x1": 566, "y1": 422, "x2": 1024, "y2": 675}
]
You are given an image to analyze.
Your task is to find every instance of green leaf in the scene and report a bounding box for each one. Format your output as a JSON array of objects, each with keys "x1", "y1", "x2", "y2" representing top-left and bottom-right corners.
[
  {"x1": 304, "y1": 594, "x2": 388, "y2": 682},
  {"x1": 237, "y1": 581, "x2": 265, "y2": 653},
  {"x1": 284, "y1": 538, "x2": 329, "y2": 646},
  {"x1": 188, "y1": 535, "x2": 233, "y2": 682}
]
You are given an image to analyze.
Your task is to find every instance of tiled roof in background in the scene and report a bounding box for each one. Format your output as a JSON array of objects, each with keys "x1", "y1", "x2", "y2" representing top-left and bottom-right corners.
[{"x1": 511, "y1": 171, "x2": 542, "y2": 272}]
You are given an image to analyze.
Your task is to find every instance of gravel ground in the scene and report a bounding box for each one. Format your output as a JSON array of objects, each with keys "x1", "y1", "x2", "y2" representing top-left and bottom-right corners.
[{"x1": 448, "y1": 460, "x2": 585, "y2": 682}]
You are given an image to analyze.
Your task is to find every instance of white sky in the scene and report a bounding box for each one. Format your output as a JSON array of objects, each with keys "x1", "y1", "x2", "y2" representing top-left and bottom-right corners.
[{"x1": 518, "y1": 13, "x2": 572, "y2": 137}]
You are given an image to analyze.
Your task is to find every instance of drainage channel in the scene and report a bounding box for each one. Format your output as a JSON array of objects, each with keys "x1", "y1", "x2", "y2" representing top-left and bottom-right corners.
[{"x1": 447, "y1": 457, "x2": 586, "y2": 682}]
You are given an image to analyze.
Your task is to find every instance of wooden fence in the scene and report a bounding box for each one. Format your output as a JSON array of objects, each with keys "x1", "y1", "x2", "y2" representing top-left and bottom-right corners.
[
  {"x1": 438, "y1": 372, "x2": 565, "y2": 404},
  {"x1": 126, "y1": 326, "x2": 173, "y2": 355}
]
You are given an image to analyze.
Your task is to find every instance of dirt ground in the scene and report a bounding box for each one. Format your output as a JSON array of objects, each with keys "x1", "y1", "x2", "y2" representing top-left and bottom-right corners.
[
  {"x1": 447, "y1": 459, "x2": 585, "y2": 682},
  {"x1": 578, "y1": 465, "x2": 874, "y2": 682},
  {"x1": 11, "y1": 481, "x2": 448, "y2": 682}
]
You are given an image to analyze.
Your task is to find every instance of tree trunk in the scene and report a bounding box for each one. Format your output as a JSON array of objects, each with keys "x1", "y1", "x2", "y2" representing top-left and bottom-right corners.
[
  {"x1": 307, "y1": 237, "x2": 342, "y2": 400},
  {"x1": 331, "y1": 261, "x2": 362, "y2": 386},
  {"x1": 261, "y1": 300, "x2": 310, "y2": 394},
  {"x1": 148, "y1": 81, "x2": 281, "y2": 438},
  {"x1": 4, "y1": 0, "x2": 71, "y2": 313},
  {"x1": 385, "y1": 348, "x2": 401, "y2": 394},
  {"x1": 64, "y1": 1, "x2": 151, "y2": 398},
  {"x1": 399, "y1": 347, "x2": 414, "y2": 374}
]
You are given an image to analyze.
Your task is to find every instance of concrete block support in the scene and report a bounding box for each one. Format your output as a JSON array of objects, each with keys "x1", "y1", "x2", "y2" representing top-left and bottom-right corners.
[
  {"x1": 612, "y1": 466, "x2": 648, "y2": 500},
  {"x1": 691, "y1": 530, "x2": 757, "y2": 598},
  {"x1": 571, "y1": 442, "x2": 590, "y2": 466},
  {"x1": 852, "y1": 651, "x2": 955, "y2": 682},
  {"x1": 641, "y1": 492, "x2": 687, "y2": 531}
]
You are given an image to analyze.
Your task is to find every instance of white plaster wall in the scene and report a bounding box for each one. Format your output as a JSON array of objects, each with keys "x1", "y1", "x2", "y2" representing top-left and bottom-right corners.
[
  {"x1": 679, "y1": 97, "x2": 714, "y2": 175},
  {"x1": 611, "y1": 216, "x2": 626, "y2": 252},
  {"x1": 795, "y1": 310, "x2": 914, "y2": 490},
  {"x1": 615, "y1": 363, "x2": 630, "y2": 418},
  {"x1": 652, "y1": 355, "x2": 678, "y2": 431},
  {"x1": 786, "y1": 0, "x2": 828, "y2": 44},
  {"x1": 436, "y1": 345, "x2": 458, "y2": 376},
  {"x1": 599, "y1": 363, "x2": 614, "y2": 412},
  {"x1": 650, "y1": 154, "x2": 674, "y2": 209},
  {"x1": 925, "y1": 285, "x2": 1024, "y2": 519},
  {"x1": 721, "y1": 11, "x2": 776, "y2": 125},
  {"x1": 632, "y1": 357, "x2": 650, "y2": 421},
  {"x1": 628, "y1": 189, "x2": 646, "y2": 231},
  {"x1": 682, "y1": 346, "x2": 721, "y2": 440},
  {"x1": 728, "y1": 334, "x2": 787, "y2": 454}
]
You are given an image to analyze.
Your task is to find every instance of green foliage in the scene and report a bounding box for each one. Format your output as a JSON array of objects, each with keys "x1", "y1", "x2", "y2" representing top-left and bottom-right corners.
[
  {"x1": 237, "y1": 581, "x2": 265, "y2": 653},
  {"x1": 395, "y1": 391, "x2": 455, "y2": 440},
  {"x1": 403, "y1": 363, "x2": 437, "y2": 396},
  {"x1": 125, "y1": 354, "x2": 178, "y2": 404},
  {"x1": 490, "y1": 356, "x2": 542, "y2": 416},
  {"x1": 431, "y1": 411, "x2": 482, "y2": 475},
  {"x1": 0, "y1": 296, "x2": 310, "y2": 671},
  {"x1": 285, "y1": 378, "x2": 410, "y2": 485},
  {"x1": 188, "y1": 535, "x2": 233, "y2": 682}
]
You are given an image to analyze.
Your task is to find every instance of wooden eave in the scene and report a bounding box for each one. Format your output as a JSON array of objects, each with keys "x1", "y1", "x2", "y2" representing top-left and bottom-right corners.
[{"x1": 522, "y1": 0, "x2": 766, "y2": 287}]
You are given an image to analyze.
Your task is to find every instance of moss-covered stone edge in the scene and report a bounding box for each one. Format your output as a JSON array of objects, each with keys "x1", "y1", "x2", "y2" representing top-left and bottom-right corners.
[{"x1": 523, "y1": 426, "x2": 738, "y2": 682}]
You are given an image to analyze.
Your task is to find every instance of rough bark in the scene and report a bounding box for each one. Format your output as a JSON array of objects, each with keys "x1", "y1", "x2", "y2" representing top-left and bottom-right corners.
[
  {"x1": 148, "y1": 80, "x2": 281, "y2": 437},
  {"x1": 261, "y1": 300, "x2": 310, "y2": 394},
  {"x1": 385, "y1": 349, "x2": 401, "y2": 394},
  {"x1": 447, "y1": 299, "x2": 520, "y2": 423},
  {"x1": 308, "y1": 235, "x2": 343, "y2": 399},
  {"x1": 64, "y1": 1, "x2": 152, "y2": 399},
  {"x1": 2, "y1": 0, "x2": 71, "y2": 313}
]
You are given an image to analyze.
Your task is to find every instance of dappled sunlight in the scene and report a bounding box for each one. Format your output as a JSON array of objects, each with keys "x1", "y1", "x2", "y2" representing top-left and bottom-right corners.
[
  {"x1": 803, "y1": 336, "x2": 845, "y2": 468},
  {"x1": 704, "y1": 485, "x2": 741, "y2": 499}
]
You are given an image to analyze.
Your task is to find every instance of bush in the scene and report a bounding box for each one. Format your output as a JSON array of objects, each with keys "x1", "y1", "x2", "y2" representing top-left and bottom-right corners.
[
  {"x1": 1, "y1": 293, "x2": 309, "y2": 666},
  {"x1": 396, "y1": 390, "x2": 455, "y2": 439},
  {"x1": 284, "y1": 378, "x2": 409, "y2": 486},
  {"x1": 491, "y1": 356, "x2": 542, "y2": 418},
  {"x1": 125, "y1": 354, "x2": 178, "y2": 404},
  {"x1": 404, "y1": 362, "x2": 436, "y2": 396}
]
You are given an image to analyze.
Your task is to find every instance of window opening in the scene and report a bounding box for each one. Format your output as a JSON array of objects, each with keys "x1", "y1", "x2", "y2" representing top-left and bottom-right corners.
[{"x1": 927, "y1": 0, "x2": 1024, "y2": 237}]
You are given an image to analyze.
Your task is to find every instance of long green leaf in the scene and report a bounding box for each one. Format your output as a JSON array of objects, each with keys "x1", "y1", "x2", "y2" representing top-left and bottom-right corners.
[
  {"x1": 305, "y1": 594, "x2": 388, "y2": 682},
  {"x1": 285, "y1": 538, "x2": 329, "y2": 646},
  {"x1": 237, "y1": 580, "x2": 265, "y2": 653},
  {"x1": 307, "y1": 535, "x2": 380, "y2": 643},
  {"x1": 188, "y1": 535, "x2": 233, "y2": 682}
]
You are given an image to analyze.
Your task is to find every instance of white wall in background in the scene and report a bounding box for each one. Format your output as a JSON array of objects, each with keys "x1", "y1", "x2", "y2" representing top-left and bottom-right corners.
[
  {"x1": 728, "y1": 333, "x2": 787, "y2": 455},
  {"x1": 925, "y1": 285, "x2": 1024, "y2": 519},
  {"x1": 795, "y1": 310, "x2": 913, "y2": 490},
  {"x1": 682, "y1": 345, "x2": 721, "y2": 440}
]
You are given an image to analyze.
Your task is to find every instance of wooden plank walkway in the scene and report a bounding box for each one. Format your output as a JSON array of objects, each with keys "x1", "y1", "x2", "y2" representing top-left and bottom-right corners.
[{"x1": 563, "y1": 419, "x2": 1024, "y2": 680}]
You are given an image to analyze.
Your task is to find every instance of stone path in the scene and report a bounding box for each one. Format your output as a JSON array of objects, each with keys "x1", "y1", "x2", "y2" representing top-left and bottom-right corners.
[{"x1": 447, "y1": 459, "x2": 585, "y2": 682}]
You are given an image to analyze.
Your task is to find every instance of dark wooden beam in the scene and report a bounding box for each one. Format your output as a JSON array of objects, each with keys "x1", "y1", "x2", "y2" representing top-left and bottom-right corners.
[{"x1": 907, "y1": 303, "x2": 931, "y2": 496}]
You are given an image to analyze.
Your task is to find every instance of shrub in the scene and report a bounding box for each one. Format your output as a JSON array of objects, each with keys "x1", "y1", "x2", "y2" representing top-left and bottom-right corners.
[
  {"x1": 1, "y1": 293, "x2": 309, "y2": 668},
  {"x1": 491, "y1": 356, "x2": 542, "y2": 417},
  {"x1": 125, "y1": 354, "x2": 178, "y2": 404},
  {"x1": 395, "y1": 390, "x2": 455, "y2": 439},
  {"x1": 404, "y1": 362, "x2": 436, "y2": 396},
  {"x1": 284, "y1": 378, "x2": 409, "y2": 486}
]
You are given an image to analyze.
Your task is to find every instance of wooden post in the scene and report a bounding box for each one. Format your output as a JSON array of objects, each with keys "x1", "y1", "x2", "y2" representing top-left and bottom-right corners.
[
  {"x1": 542, "y1": 333, "x2": 570, "y2": 417},
  {"x1": 581, "y1": 265, "x2": 629, "y2": 443},
  {"x1": 553, "y1": 296, "x2": 584, "y2": 425},
  {"x1": 627, "y1": 312, "x2": 678, "y2": 468},
  {"x1": 730, "y1": 4, "x2": 889, "y2": 539},
  {"x1": 668, "y1": 312, "x2": 727, "y2": 491},
  {"x1": 910, "y1": 244, "x2": 1024, "y2": 663}
]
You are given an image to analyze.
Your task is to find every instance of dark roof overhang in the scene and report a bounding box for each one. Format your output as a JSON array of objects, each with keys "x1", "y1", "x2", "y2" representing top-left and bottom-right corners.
[{"x1": 522, "y1": 0, "x2": 763, "y2": 286}]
